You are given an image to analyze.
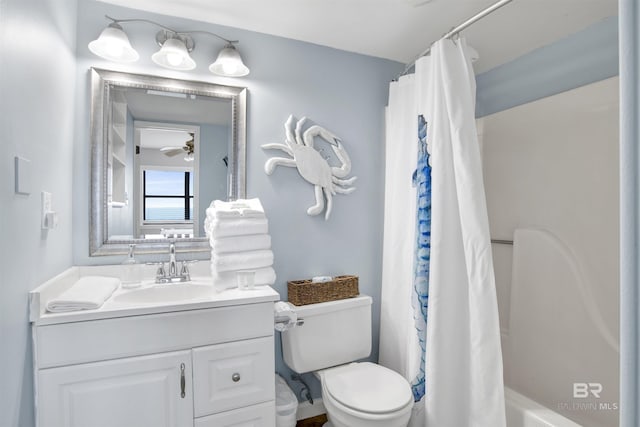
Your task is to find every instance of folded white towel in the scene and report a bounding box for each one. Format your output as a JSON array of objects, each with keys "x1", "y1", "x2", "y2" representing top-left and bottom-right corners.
[
  {"x1": 206, "y1": 217, "x2": 269, "y2": 239},
  {"x1": 211, "y1": 266, "x2": 277, "y2": 290},
  {"x1": 212, "y1": 249, "x2": 274, "y2": 273},
  {"x1": 207, "y1": 198, "x2": 265, "y2": 219},
  {"x1": 46, "y1": 276, "x2": 120, "y2": 313},
  {"x1": 210, "y1": 234, "x2": 272, "y2": 254}
]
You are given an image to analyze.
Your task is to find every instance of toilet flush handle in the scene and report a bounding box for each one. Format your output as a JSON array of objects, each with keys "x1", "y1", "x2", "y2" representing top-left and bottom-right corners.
[{"x1": 232, "y1": 373, "x2": 241, "y2": 382}]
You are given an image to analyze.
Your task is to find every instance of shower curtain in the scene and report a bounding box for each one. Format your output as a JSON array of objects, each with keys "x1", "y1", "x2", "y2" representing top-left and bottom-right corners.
[{"x1": 380, "y1": 38, "x2": 506, "y2": 427}]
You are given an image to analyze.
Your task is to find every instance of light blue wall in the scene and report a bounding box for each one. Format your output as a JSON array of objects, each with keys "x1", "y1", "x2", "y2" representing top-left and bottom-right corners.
[
  {"x1": 476, "y1": 16, "x2": 618, "y2": 117},
  {"x1": 198, "y1": 124, "x2": 229, "y2": 236},
  {"x1": 72, "y1": 0, "x2": 403, "y2": 400},
  {"x1": 0, "y1": 0, "x2": 78, "y2": 426}
]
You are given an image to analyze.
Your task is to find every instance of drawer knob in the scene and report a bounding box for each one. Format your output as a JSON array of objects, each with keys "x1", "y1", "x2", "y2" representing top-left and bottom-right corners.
[{"x1": 232, "y1": 373, "x2": 241, "y2": 382}]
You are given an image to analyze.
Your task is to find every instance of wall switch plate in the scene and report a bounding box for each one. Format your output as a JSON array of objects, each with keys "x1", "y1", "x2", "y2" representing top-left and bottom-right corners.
[
  {"x1": 14, "y1": 156, "x2": 31, "y2": 195},
  {"x1": 41, "y1": 191, "x2": 57, "y2": 229}
]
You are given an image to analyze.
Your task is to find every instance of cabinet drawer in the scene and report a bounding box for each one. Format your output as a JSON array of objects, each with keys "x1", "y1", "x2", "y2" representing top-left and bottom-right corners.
[
  {"x1": 194, "y1": 401, "x2": 275, "y2": 427},
  {"x1": 193, "y1": 336, "x2": 275, "y2": 416},
  {"x1": 36, "y1": 303, "x2": 273, "y2": 368}
]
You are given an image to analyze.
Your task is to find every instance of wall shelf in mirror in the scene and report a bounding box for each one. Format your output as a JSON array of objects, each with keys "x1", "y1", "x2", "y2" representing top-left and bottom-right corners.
[{"x1": 89, "y1": 68, "x2": 247, "y2": 256}]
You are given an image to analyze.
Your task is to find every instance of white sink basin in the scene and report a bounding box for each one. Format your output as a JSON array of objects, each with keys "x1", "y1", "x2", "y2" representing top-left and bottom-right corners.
[{"x1": 112, "y1": 282, "x2": 214, "y2": 304}]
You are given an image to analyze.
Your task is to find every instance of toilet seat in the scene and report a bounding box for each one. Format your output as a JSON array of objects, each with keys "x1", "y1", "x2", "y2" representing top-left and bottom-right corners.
[{"x1": 321, "y1": 362, "x2": 413, "y2": 415}]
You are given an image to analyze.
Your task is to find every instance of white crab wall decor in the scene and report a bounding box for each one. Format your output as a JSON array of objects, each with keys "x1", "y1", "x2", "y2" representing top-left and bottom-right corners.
[{"x1": 261, "y1": 115, "x2": 357, "y2": 220}]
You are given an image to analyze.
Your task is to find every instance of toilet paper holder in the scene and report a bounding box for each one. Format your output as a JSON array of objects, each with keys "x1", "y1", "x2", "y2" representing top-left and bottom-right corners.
[{"x1": 274, "y1": 301, "x2": 304, "y2": 331}]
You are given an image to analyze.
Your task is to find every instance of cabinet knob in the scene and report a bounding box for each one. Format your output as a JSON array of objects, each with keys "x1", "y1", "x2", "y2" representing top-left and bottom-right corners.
[{"x1": 232, "y1": 373, "x2": 241, "y2": 382}]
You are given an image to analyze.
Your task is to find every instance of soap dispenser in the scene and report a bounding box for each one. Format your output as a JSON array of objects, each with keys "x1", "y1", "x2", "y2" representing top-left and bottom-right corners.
[{"x1": 121, "y1": 244, "x2": 142, "y2": 288}]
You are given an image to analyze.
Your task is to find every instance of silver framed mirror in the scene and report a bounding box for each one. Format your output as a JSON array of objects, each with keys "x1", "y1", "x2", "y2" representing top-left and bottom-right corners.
[{"x1": 89, "y1": 68, "x2": 247, "y2": 256}]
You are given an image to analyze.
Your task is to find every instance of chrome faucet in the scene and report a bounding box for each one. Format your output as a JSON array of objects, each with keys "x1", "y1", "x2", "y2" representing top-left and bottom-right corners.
[
  {"x1": 154, "y1": 243, "x2": 192, "y2": 284},
  {"x1": 168, "y1": 243, "x2": 178, "y2": 277}
]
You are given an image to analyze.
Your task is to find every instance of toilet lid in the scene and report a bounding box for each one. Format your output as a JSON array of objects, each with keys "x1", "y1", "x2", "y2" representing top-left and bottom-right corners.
[{"x1": 323, "y1": 362, "x2": 412, "y2": 414}]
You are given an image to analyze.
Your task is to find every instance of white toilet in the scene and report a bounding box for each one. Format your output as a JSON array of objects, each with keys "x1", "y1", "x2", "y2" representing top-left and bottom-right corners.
[{"x1": 281, "y1": 295, "x2": 413, "y2": 427}]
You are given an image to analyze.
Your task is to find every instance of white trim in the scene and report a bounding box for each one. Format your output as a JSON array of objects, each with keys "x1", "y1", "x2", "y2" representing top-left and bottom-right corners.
[
  {"x1": 296, "y1": 398, "x2": 326, "y2": 421},
  {"x1": 619, "y1": 1, "x2": 639, "y2": 425}
]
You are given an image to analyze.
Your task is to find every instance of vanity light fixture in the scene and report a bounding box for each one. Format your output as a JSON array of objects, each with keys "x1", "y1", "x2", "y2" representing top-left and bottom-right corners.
[
  {"x1": 88, "y1": 22, "x2": 139, "y2": 63},
  {"x1": 209, "y1": 43, "x2": 250, "y2": 77},
  {"x1": 89, "y1": 15, "x2": 250, "y2": 77},
  {"x1": 151, "y1": 30, "x2": 196, "y2": 71}
]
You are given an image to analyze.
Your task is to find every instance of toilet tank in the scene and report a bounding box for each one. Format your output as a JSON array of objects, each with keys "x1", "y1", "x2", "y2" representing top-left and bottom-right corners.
[{"x1": 281, "y1": 294, "x2": 372, "y2": 374}]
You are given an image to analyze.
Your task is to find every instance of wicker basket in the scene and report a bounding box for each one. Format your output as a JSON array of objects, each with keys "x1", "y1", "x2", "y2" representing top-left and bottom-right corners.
[{"x1": 287, "y1": 275, "x2": 359, "y2": 306}]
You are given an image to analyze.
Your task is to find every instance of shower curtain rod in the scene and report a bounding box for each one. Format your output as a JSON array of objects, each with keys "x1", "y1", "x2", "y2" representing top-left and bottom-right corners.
[{"x1": 395, "y1": 0, "x2": 515, "y2": 79}]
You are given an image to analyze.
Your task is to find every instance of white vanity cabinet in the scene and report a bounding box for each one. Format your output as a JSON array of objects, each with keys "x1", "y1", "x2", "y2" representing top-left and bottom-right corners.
[{"x1": 31, "y1": 285, "x2": 279, "y2": 427}]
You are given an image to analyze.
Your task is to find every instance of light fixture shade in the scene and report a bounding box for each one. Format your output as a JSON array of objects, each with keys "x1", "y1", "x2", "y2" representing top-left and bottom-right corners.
[
  {"x1": 209, "y1": 44, "x2": 250, "y2": 77},
  {"x1": 152, "y1": 37, "x2": 196, "y2": 71},
  {"x1": 88, "y1": 23, "x2": 139, "y2": 63}
]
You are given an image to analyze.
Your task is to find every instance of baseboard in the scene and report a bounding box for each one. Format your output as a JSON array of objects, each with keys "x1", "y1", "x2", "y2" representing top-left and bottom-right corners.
[{"x1": 296, "y1": 398, "x2": 326, "y2": 420}]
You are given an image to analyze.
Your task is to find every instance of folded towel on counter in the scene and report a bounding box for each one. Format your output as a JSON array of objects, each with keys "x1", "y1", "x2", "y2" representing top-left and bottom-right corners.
[
  {"x1": 46, "y1": 276, "x2": 120, "y2": 313},
  {"x1": 210, "y1": 234, "x2": 271, "y2": 254},
  {"x1": 212, "y1": 249, "x2": 274, "y2": 273},
  {"x1": 211, "y1": 267, "x2": 277, "y2": 290},
  {"x1": 207, "y1": 198, "x2": 265, "y2": 219},
  {"x1": 206, "y1": 217, "x2": 269, "y2": 239}
]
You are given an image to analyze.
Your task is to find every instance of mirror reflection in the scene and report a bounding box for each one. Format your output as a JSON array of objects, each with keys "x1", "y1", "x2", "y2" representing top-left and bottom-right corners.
[
  {"x1": 107, "y1": 86, "x2": 231, "y2": 240},
  {"x1": 90, "y1": 68, "x2": 247, "y2": 256}
]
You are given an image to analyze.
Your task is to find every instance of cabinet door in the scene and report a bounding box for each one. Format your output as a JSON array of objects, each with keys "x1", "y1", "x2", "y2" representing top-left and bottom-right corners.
[
  {"x1": 194, "y1": 401, "x2": 275, "y2": 427},
  {"x1": 193, "y1": 336, "x2": 275, "y2": 416},
  {"x1": 38, "y1": 350, "x2": 193, "y2": 427}
]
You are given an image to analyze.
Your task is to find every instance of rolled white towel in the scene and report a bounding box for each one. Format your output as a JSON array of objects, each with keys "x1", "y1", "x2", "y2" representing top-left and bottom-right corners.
[
  {"x1": 211, "y1": 266, "x2": 277, "y2": 290},
  {"x1": 207, "y1": 198, "x2": 265, "y2": 219},
  {"x1": 210, "y1": 234, "x2": 271, "y2": 254},
  {"x1": 46, "y1": 276, "x2": 120, "y2": 313},
  {"x1": 212, "y1": 249, "x2": 274, "y2": 273},
  {"x1": 208, "y1": 217, "x2": 269, "y2": 238}
]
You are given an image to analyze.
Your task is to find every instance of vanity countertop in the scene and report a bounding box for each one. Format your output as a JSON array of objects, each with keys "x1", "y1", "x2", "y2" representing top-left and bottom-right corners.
[{"x1": 30, "y1": 265, "x2": 280, "y2": 326}]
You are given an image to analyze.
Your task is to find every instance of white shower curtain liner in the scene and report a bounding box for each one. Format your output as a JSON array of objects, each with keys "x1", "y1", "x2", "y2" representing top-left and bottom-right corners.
[{"x1": 380, "y1": 38, "x2": 506, "y2": 427}]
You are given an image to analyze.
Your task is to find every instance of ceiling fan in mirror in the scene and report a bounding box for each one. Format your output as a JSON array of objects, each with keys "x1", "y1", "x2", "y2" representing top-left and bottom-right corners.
[{"x1": 160, "y1": 132, "x2": 195, "y2": 161}]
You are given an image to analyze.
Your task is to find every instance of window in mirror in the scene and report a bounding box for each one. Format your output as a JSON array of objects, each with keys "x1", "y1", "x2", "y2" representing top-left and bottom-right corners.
[
  {"x1": 133, "y1": 121, "x2": 203, "y2": 239},
  {"x1": 142, "y1": 169, "x2": 194, "y2": 222}
]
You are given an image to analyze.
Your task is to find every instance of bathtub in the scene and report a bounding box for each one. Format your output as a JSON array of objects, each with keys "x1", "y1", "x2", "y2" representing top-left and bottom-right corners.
[{"x1": 506, "y1": 388, "x2": 581, "y2": 427}]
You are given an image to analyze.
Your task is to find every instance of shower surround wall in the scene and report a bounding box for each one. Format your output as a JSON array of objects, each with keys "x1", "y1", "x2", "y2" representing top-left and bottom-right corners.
[{"x1": 481, "y1": 77, "x2": 619, "y2": 427}]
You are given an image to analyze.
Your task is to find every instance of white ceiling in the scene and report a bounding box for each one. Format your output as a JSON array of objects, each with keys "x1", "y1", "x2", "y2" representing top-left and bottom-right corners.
[
  {"x1": 139, "y1": 128, "x2": 192, "y2": 150},
  {"x1": 125, "y1": 88, "x2": 232, "y2": 126},
  {"x1": 98, "y1": 0, "x2": 616, "y2": 73}
]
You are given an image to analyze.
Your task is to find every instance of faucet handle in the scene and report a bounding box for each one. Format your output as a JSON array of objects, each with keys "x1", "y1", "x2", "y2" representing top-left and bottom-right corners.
[
  {"x1": 180, "y1": 261, "x2": 195, "y2": 281},
  {"x1": 146, "y1": 262, "x2": 166, "y2": 279}
]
